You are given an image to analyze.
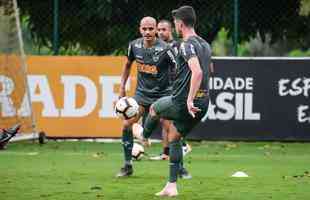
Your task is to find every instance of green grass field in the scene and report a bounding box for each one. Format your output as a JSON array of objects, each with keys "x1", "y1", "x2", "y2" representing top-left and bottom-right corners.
[{"x1": 1, "y1": 141, "x2": 310, "y2": 200}]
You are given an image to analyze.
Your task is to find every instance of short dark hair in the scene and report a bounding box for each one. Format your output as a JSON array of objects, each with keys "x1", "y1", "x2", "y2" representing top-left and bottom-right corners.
[
  {"x1": 158, "y1": 19, "x2": 172, "y2": 29},
  {"x1": 171, "y1": 6, "x2": 196, "y2": 27}
]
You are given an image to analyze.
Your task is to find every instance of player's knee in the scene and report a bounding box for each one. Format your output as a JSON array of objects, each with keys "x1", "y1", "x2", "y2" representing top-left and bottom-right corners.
[{"x1": 149, "y1": 105, "x2": 158, "y2": 117}]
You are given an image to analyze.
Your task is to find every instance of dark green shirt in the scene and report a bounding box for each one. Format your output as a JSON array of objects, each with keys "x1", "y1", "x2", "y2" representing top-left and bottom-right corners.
[
  {"x1": 172, "y1": 36, "x2": 212, "y2": 105},
  {"x1": 128, "y1": 38, "x2": 177, "y2": 104}
]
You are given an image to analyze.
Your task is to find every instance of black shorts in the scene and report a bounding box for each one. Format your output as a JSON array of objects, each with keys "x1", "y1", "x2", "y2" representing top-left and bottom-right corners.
[{"x1": 152, "y1": 96, "x2": 209, "y2": 137}]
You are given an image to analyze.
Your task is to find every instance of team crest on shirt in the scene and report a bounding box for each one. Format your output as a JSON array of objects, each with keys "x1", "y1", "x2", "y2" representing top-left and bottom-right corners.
[
  {"x1": 152, "y1": 54, "x2": 159, "y2": 62},
  {"x1": 155, "y1": 47, "x2": 164, "y2": 51},
  {"x1": 135, "y1": 43, "x2": 142, "y2": 48}
]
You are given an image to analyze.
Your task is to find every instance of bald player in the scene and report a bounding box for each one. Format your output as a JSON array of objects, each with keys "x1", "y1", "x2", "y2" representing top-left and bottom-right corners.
[{"x1": 116, "y1": 16, "x2": 177, "y2": 177}]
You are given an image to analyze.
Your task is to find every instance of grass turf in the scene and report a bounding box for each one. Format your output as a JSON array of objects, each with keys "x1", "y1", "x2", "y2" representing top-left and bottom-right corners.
[{"x1": 0, "y1": 141, "x2": 310, "y2": 200}]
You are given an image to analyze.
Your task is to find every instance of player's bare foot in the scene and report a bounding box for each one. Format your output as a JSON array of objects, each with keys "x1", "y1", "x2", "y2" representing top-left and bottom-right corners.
[{"x1": 155, "y1": 182, "x2": 178, "y2": 197}]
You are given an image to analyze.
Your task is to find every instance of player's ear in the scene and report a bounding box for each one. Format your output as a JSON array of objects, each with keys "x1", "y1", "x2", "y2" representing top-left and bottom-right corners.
[
  {"x1": 180, "y1": 21, "x2": 184, "y2": 29},
  {"x1": 139, "y1": 26, "x2": 143, "y2": 35}
]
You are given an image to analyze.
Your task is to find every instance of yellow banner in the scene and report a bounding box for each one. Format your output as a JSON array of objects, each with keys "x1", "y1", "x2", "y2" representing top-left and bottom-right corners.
[{"x1": 5, "y1": 56, "x2": 137, "y2": 137}]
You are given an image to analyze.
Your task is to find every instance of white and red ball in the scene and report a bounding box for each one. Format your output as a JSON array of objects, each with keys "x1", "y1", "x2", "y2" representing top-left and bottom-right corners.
[
  {"x1": 115, "y1": 97, "x2": 139, "y2": 119},
  {"x1": 132, "y1": 143, "x2": 145, "y2": 160}
]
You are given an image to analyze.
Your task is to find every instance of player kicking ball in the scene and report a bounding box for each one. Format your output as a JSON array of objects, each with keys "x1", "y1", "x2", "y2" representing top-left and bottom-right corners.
[
  {"x1": 149, "y1": 19, "x2": 192, "y2": 161},
  {"x1": 134, "y1": 6, "x2": 212, "y2": 196}
]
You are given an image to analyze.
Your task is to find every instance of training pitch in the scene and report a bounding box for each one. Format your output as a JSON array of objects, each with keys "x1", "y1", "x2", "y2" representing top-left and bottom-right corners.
[{"x1": 1, "y1": 141, "x2": 310, "y2": 200}]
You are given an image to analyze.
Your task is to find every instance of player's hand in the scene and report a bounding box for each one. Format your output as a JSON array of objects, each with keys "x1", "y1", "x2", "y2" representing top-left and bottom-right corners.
[
  {"x1": 119, "y1": 88, "x2": 126, "y2": 99},
  {"x1": 187, "y1": 100, "x2": 201, "y2": 118}
]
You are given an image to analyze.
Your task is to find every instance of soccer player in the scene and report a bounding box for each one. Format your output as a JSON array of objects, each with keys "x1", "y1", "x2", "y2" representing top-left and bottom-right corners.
[
  {"x1": 116, "y1": 16, "x2": 177, "y2": 177},
  {"x1": 134, "y1": 6, "x2": 212, "y2": 196},
  {"x1": 0, "y1": 124, "x2": 21, "y2": 150},
  {"x1": 157, "y1": 19, "x2": 178, "y2": 53},
  {"x1": 150, "y1": 19, "x2": 192, "y2": 161}
]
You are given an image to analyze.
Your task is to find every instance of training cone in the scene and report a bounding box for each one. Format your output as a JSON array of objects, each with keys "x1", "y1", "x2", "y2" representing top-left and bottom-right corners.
[{"x1": 231, "y1": 171, "x2": 249, "y2": 177}]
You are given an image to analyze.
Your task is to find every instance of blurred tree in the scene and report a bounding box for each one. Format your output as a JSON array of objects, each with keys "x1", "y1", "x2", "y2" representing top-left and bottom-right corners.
[
  {"x1": 300, "y1": 0, "x2": 310, "y2": 16},
  {"x1": 18, "y1": 0, "x2": 310, "y2": 55}
]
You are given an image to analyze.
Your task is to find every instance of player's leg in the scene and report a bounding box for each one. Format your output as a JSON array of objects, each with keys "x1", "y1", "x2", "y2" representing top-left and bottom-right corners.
[
  {"x1": 156, "y1": 117, "x2": 200, "y2": 196},
  {"x1": 134, "y1": 96, "x2": 176, "y2": 141},
  {"x1": 156, "y1": 123, "x2": 181, "y2": 197},
  {"x1": 161, "y1": 120, "x2": 170, "y2": 158},
  {"x1": 156, "y1": 104, "x2": 211, "y2": 196},
  {"x1": 150, "y1": 119, "x2": 170, "y2": 160},
  {"x1": 116, "y1": 106, "x2": 145, "y2": 177}
]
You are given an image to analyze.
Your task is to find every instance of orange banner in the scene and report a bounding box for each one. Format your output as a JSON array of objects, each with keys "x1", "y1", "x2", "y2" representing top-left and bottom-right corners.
[{"x1": 23, "y1": 56, "x2": 136, "y2": 137}]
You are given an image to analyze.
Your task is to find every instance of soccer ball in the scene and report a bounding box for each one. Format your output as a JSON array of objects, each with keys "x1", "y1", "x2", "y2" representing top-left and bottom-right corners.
[
  {"x1": 115, "y1": 97, "x2": 139, "y2": 119},
  {"x1": 132, "y1": 143, "x2": 144, "y2": 160}
]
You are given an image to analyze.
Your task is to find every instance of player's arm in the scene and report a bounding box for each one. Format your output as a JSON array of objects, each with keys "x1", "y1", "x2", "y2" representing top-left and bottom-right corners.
[
  {"x1": 208, "y1": 61, "x2": 216, "y2": 104},
  {"x1": 120, "y1": 59, "x2": 133, "y2": 98},
  {"x1": 187, "y1": 56, "x2": 203, "y2": 117},
  {"x1": 119, "y1": 43, "x2": 135, "y2": 98},
  {"x1": 180, "y1": 42, "x2": 202, "y2": 117},
  {"x1": 209, "y1": 62, "x2": 214, "y2": 75}
]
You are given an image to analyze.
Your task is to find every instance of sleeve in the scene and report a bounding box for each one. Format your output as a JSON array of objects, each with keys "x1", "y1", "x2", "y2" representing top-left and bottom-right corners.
[
  {"x1": 127, "y1": 42, "x2": 135, "y2": 61},
  {"x1": 180, "y1": 41, "x2": 197, "y2": 61}
]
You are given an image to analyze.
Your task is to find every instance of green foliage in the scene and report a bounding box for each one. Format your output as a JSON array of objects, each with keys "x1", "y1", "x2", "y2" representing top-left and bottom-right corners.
[
  {"x1": 300, "y1": 0, "x2": 310, "y2": 16},
  {"x1": 240, "y1": 32, "x2": 284, "y2": 56},
  {"x1": 212, "y1": 28, "x2": 310, "y2": 57},
  {"x1": 110, "y1": 48, "x2": 127, "y2": 56},
  {"x1": 211, "y1": 28, "x2": 232, "y2": 56},
  {"x1": 17, "y1": 0, "x2": 310, "y2": 55},
  {"x1": 288, "y1": 49, "x2": 310, "y2": 57}
]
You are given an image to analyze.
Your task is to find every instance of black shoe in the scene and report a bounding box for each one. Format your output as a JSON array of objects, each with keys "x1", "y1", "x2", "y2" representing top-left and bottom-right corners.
[
  {"x1": 3, "y1": 124, "x2": 21, "y2": 136},
  {"x1": 0, "y1": 124, "x2": 21, "y2": 144},
  {"x1": 0, "y1": 132, "x2": 10, "y2": 144},
  {"x1": 116, "y1": 164, "x2": 133, "y2": 177},
  {"x1": 179, "y1": 167, "x2": 192, "y2": 179}
]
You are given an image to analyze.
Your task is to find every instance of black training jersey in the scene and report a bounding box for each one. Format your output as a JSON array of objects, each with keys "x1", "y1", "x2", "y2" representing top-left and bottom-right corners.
[
  {"x1": 127, "y1": 38, "x2": 177, "y2": 103},
  {"x1": 167, "y1": 39, "x2": 179, "y2": 56},
  {"x1": 167, "y1": 39, "x2": 180, "y2": 83},
  {"x1": 172, "y1": 35, "x2": 212, "y2": 105}
]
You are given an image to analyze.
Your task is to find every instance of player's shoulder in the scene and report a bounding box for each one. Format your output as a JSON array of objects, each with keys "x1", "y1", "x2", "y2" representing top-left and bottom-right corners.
[
  {"x1": 156, "y1": 38, "x2": 170, "y2": 49},
  {"x1": 169, "y1": 40, "x2": 180, "y2": 48},
  {"x1": 129, "y1": 38, "x2": 143, "y2": 49},
  {"x1": 179, "y1": 39, "x2": 193, "y2": 56},
  {"x1": 181, "y1": 36, "x2": 210, "y2": 52},
  {"x1": 189, "y1": 36, "x2": 210, "y2": 48}
]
